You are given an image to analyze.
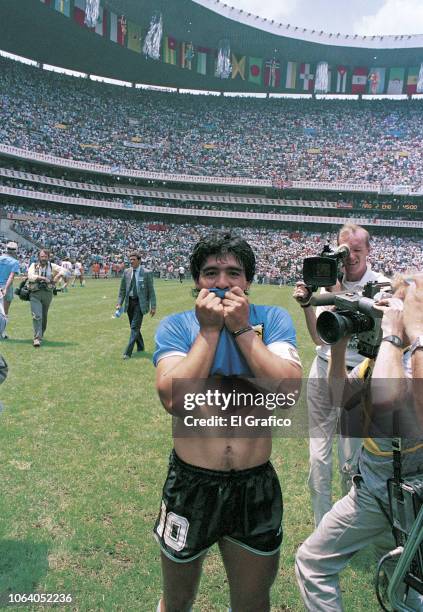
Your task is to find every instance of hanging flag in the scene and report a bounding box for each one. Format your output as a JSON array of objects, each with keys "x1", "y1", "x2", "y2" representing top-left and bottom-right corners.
[
  {"x1": 406, "y1": 66, "x2": 419, "y2": 95},
  {"x1": 95, "y1": 6, "x2": 107, "y2": 36},
  {"x1": 196, "y1": 47, "x2": 208, "y2": 75},
  {"x1": 54, "y1": 0, "x2": 70, "y2": 17},
  {"x1": 248, "y1": 57, "x2": 263, "y2": 85},
  {"x1": 299, "y1": 63, "x2": 314, "y2": 91},
  {"x1": 264, "y1": 59, "x2": 281, "y2": 88},
  {"x1": 163, "y1": 36, "x2": 177, "y2": 65},
  {"x1": 127, "y1": 20, "x2": 142, "y2": 53},
  {"x1": 328, "y1": 66, "x2": 336, "y2": 93},
  {"x1": 386, "y1": 67, "x2": 405, "y2": 94},
  {"x1": 336, "y1": 66, "x2": 348, "y2": 93},
  {"x1": 232, "y1": 54, "x2": 246, "y2": 80},
  {"x1": 367, "y1": 68, "x2": 386, "y2": 94},
  {"x1": 74, "y1": 0, "x2": 85, "y2": 26},
  {"x1": 110, "y1": 11, "x2": 118, "y2": 42},
  {"x1": 285, "y1": 61, "x2": 297, "y2": 89},
  {"x1": 351, "y1": 67, "x2": 368, "y2": 94},
  {"x1": 181, "y1": 42, "x2": 195, "y2": 70},
  {"x1": 116, "y1": 15, "x2": 127, "y2": 46}
]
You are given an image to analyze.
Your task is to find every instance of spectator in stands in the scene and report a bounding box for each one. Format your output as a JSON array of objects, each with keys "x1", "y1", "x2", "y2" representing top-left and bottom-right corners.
[{"x1": 1, "y1": 57, "x2": 423, "y2": 186}]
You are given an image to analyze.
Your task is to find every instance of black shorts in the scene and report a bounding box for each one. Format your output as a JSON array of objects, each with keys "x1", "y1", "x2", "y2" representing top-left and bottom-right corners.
[{"x1": 153, "y1": 450, "x2": 283, "y2": 562}]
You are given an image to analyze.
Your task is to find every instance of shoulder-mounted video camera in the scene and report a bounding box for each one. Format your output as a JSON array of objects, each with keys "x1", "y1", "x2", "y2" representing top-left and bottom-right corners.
[
  {"x1": 302, "y1": 243, "x2": 350, "y2": 290},
  {"x1": 301, "y1": 242, "x2": 391, "y2": 358},
  {"x1": 310, "y1": 281, "x2": 392, "y2": 359}
]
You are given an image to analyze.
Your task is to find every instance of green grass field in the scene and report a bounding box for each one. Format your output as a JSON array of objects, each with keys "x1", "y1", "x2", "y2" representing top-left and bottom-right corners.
[{"x1": 0, "y1": 279, "x2": 378, "y2": 611}]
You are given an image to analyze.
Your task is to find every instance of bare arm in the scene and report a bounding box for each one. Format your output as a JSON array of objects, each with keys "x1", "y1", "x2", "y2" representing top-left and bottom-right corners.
[
  {"x1": 403, "y1": 275, "x2": 423, "y2": 423},
  {"x1": 292, "y1": 282, "x2": 321, "y2": 345},
  {"x1": 3, "y1": 271, "x2": 15, "y2": 295},
  {"x1": 327, "y1": 336, "x2": 351, "y2": 408},
  {"x1": 223, "y1": 287, "x2": 302, "y2": 392},
  {"x1": 234, "y1": 331, "x2": 302, "y2": 382},
  {"x1": 156, "y1": 289, "x2": 223, "y2": 414},
  {"x1": 51, "y1": 263, "x2": 64, "y2": 284},
  {"x1": 371, "y1": 298, "x2": 407, "y2": 410},
  {"x1": 27, "y1": 263, "x2": 42, "y2": 282}
]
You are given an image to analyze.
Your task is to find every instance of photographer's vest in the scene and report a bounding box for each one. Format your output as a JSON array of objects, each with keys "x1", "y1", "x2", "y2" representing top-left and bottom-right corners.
[
  {"x1": 28, "y1": 263, "x2": 53, "y2": 291},
  {"x1": 37, "y1": 263, "x2": 53, "y2": 280},
  {"x1": 356, "y1": 353, "x2": 423, "y2": 502}
]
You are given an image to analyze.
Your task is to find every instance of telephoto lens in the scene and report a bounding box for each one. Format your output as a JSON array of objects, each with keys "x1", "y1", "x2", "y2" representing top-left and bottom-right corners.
[{"x1": 316, "y1": 310, "x2": 374, "y2": 344}]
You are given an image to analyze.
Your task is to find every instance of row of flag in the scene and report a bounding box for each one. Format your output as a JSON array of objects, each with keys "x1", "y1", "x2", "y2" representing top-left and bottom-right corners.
[{"x1": 41, "y1": 0, "x2": 421, "y2": 94}]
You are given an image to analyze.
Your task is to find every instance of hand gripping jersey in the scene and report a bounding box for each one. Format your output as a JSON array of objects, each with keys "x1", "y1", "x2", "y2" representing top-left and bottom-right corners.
[{"x1": 153, "y1": 304, "x2": 300, "y2": 377}]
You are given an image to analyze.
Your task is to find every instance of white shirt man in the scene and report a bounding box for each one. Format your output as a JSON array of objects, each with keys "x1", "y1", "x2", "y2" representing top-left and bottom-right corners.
[{"x1": 294, "y1": 224, "x2": 389, "y2": 526}]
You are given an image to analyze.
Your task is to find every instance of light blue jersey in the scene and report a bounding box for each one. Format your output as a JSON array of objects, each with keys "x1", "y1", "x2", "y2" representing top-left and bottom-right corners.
[
  {"x1": 153, "y1": 304, "x2": 297, "y2": 377},
  {"x1": 0, "y1": 254, "x2": 19, "y2": 286}
]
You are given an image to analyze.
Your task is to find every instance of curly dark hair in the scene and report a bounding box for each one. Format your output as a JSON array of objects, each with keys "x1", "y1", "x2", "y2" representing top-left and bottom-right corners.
[{"x1": 190, "y1": 232, "x2": 256, "y2": 282}]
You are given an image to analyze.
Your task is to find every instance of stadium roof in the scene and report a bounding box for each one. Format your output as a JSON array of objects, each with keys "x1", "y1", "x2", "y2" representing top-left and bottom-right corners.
[{"x1": 0, "y1": 0, "x2": 422, "y2": 92}]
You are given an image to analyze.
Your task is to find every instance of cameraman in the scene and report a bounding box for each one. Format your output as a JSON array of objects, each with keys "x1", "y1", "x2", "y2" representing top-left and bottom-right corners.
[
  {"x1": 295, "y1": 277, "x2": 423, "y2": 611},
  {"x1": 27, "y1": 249, "x2": 64, "y2": 347},
  {"x1": 293, "y1": 224, "x2": 389, "y2": 526}
]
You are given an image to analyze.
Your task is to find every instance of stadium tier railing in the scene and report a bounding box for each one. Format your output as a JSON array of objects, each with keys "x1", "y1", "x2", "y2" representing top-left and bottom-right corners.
[
  {"x1": 0, "y1": 167, "x2": 343, "y2": 209},
  {"x1": 1, "y1": 185, "x2": 422, "y2": 229},
  {"x1": 2, "y1": 143, "x2": 421, "y2": 195}
]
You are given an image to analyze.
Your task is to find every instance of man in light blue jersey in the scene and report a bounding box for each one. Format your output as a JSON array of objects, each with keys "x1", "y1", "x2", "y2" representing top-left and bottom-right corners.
[
  {"x1": 153, "y1": 232, "x2": 302, "y2": 612},
  {"x1": 0, "y1": 241, "x2": 20, "y2": 339}
]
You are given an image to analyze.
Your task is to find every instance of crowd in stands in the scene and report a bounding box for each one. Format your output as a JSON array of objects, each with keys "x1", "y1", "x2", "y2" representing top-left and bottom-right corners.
[
  {"x1": 1, "y1": 58, "x2": 423, "y2": 186},
  {"x1": 1, "y1": 203, "x2": 422, "y2": 285},
  {"x1": 1, "y1": 176, "x2": 422, "y2": 223}
]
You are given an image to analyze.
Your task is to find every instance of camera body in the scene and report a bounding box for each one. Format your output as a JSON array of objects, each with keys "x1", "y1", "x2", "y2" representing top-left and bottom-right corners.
[
  {"x1": 311, "y1": 281, "x2": 391, "y2": 358},
  {"x1": 302, "y1": 243, "x2": 350, "y2": 289}
]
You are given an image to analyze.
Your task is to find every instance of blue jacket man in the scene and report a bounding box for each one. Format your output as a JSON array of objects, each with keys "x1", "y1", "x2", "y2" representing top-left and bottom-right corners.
[{"x1": 116, "y1": 251, "x2": 156, "y2": 359}]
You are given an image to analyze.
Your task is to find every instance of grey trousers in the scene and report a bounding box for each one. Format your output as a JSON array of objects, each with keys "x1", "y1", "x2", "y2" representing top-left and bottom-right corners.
[
  {"x1": 295, "y1": 480, "x2": 423, "y2": 611},
  {"x1": 307, "y1": 355, "x2": 362, "y2": 526},
  {"x1": 124, "y1": 297, "x2": 144, "y2": 357},
  {"x1": 30, "y1": 289, "x2": 53, "y2": 340}
]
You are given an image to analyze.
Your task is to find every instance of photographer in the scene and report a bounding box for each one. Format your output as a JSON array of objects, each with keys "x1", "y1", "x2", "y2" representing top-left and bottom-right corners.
[
  {"x1": 295, "y1": 277, "x2": 423, "y2": 611},
  {"x1": 27, "y1": 249, "x2": 64, "y2": 347},
  {"x1": 153, "y1": 232, "x2": 302, "y2": 612},
  {"x1": 293, "y1": 224, "x2": 389, "y2": 526}
]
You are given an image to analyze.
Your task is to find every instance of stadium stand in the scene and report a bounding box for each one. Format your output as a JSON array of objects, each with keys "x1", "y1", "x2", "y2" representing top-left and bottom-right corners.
[{"x1": 1, "y1": 58, "x2": 423, "y2": 187}]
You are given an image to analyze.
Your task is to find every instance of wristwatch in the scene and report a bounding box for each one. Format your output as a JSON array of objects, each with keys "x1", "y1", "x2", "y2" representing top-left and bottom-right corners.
[
  {"x1": 410, "y1": 335, "x2": 423, "y2": 356},
  {"x1": 382, "y1": 335, "x2": 403, "y2": 348}
]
